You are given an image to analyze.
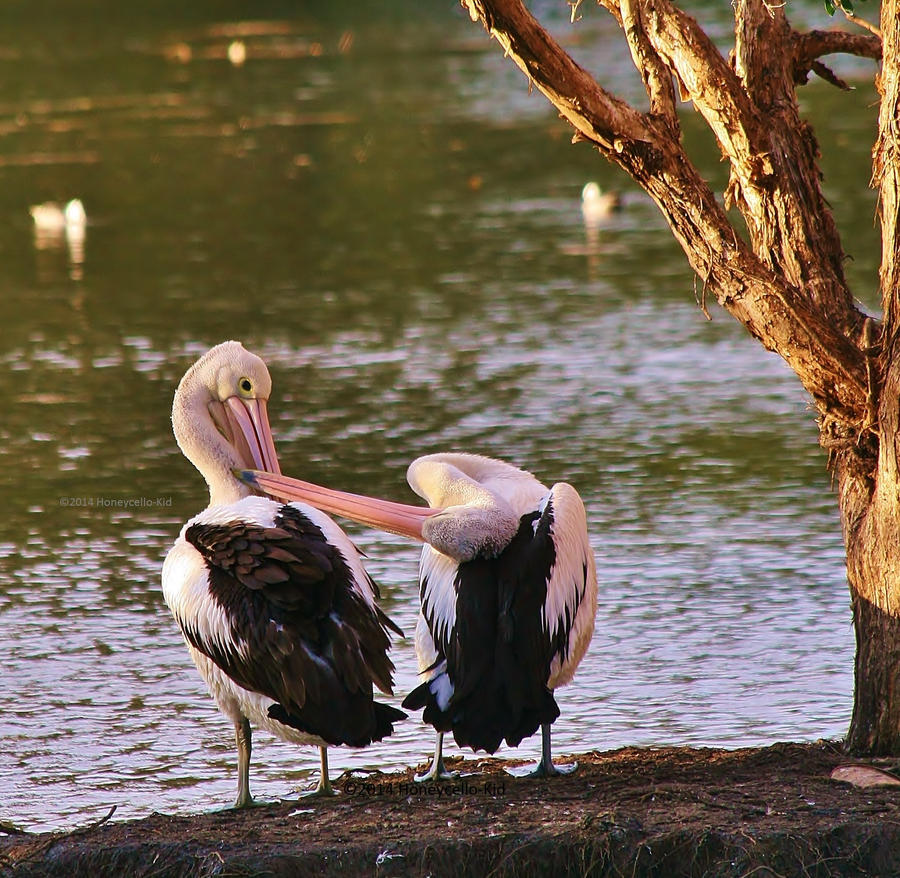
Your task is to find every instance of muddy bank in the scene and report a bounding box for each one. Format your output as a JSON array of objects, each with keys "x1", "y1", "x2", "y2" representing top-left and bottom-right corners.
[{"x1": 4, "y1": 742, "x2": 900, "y2": 877}]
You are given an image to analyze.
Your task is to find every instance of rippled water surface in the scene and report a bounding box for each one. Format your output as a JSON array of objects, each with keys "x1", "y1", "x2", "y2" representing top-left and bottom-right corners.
[{"x1": 1, "y1": 0, "x2": 880, "y2": 831}]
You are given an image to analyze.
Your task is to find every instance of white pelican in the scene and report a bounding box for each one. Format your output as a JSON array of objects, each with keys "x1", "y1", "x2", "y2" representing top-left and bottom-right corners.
[
  {"x1": 240, "y1": 452, "x2": 598, "y2": 780},
  {"x1": 162, "y1": 341, "x2": 405, "y2": 806},
  {"x1": 29, "y1": 198, "x2": 86, "y2": 232},
  {"x1": 581, "y1": 182, "x2": 620, "y2": 226}
]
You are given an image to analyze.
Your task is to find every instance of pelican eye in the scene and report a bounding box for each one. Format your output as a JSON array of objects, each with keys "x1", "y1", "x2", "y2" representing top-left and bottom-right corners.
[{"x1": 239, "y1": 378, "x2": 253, "y2": 394}]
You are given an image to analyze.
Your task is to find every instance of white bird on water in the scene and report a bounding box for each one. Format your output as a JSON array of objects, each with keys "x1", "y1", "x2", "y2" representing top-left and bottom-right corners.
[
  {"x1": 29, "y1": 198, "x2": 86, "y2": 232},
  {"x1": 581, "y1": 182, "x2": 620, "y2": 227},
  {"x1": 161, "y1": 341, "x2": 405, "y2": 806},
  {"x1": 240, "y1": 452, "x2": 598, "y2": 781}
]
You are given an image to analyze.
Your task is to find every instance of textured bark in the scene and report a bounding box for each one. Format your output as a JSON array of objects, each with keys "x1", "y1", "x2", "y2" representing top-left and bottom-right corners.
[
  {"x1": 847, "y1": 595, "x2": 900, "y2": 754},
  {"x1": 460, "y1": 0, "x2": 900, "y2": 753},
  {"x1": 841, "y1": 0, "x2": 900, "y2": 753}
]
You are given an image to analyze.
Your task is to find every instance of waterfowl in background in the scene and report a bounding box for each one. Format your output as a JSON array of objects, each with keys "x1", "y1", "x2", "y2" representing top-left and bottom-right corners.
[
  {"x1": 29, "y1": 198, "x2": 86, "y2": 232},
  {"x1": 580, "y1": 182, "x2": 620, "y2": 227}
]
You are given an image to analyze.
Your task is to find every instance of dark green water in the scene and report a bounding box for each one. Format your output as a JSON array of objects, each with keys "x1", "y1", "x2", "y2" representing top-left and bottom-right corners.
[{"x1": 1, "y1": 1, "x2": 879, "y2": 830}]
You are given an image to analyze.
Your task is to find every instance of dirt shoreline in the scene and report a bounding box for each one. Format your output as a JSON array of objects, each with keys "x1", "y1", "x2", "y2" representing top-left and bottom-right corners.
[{"x1": 4, "y1": 741, "x2": 900, "y2": 877}]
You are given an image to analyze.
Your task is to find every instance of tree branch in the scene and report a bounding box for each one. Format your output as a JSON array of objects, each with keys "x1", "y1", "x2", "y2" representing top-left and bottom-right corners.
[
  {"x1": 634, "y1": 143, "x2": 867, "y2": 422},
  {"x1": 460, "y1": 0, "x2": 649, "y2": 150},
  {"x1": 794, "y1": 28, "x2": 882, "y2": 64},
  {"x1": 638, "y1": 0, "x2": 761, "y2": 167},
  {"x1": 636, "y1": 0, "x2": 864, "y2": 338},
  {"x1": 792, "y1": 28, "x2": 882, "y2": 86},
  {"x1": 461, "y1": 0, "x2": 868, "y2": 421},
  {"x1": 619, "y1": 0, "x2": 678, "y2": 130},
  {"x1": 733, "y1": 0, "x2": 793, "y2": 111},
  {"x1": 840, "y1": 7, "x2": 882, "y2": 39},
  {"x1": 810, "y1": 60, "x2": 852, "y2": 91}
]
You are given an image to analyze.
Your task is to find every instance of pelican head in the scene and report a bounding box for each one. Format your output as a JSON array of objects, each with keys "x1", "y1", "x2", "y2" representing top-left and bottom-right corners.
[
  {"x1": 173, "y1": 341, "x2": 281, "y2": 507},
  {"x1": 237, "y1": 453, "x2": 533, "y2": 563}
]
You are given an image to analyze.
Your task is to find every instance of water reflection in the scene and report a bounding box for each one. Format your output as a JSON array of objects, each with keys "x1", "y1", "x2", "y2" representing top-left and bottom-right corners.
[{"x1": 0, "y1": 0, "x2": 870, "y2": 834}]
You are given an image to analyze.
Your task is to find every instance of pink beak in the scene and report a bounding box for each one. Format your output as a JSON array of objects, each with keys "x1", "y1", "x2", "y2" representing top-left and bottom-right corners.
[
  {"x1": 235, "y1": 468, "x2": 439, "y2": 541},
  {"x1": 222, "y1": 397, "x2": 282, "y2": 476}
]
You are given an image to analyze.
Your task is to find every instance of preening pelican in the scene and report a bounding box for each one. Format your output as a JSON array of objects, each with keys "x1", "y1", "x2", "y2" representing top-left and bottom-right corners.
[
  {"x1": 240, "y1": 452, "x2": 598, "y2": 779},
  {"x1": 162, "y1": 341, "x2": 405, "y2": 806}
]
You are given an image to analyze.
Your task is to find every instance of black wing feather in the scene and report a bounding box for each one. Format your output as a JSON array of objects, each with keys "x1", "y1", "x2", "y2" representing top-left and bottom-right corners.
[
  {"x1": 405, "y1": 505, "x2": 560, "y2": 753},
  {"x1": 183, "y1": 505, "x2": 405, "y2": 747}
]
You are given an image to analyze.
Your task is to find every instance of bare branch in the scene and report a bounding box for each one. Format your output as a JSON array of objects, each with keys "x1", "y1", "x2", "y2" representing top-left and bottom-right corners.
[
  {"x1": 734, "y1": 0, "x2": 794, "y2": 110},
  {"x1": 841, "y1": 7, "x2": 882, "y2": 39},
  {"x1": 792, "y1": 28, "x2": 882, "y2": 86},
  {"x1": 810, "y1": 60, "x2": 851, "y2": 90},
  {"x1": 639, "y1": 0, "x2": 761, "y2": 167},
  {"x1": 635, "y1": 146, "x2": 867, "y2": 421},
  {"x1": 460, "y1": 0, "x2": 649, "y2": 150},
  {"x1": 595, "y1": 0, "x2": 623, "y2": 28},
  {"x1": 619, "y1": 0, "x2": 678, "y2": 129},
  {"x1": 637, "y1": 0, "x2": 864, "y2": 338}
]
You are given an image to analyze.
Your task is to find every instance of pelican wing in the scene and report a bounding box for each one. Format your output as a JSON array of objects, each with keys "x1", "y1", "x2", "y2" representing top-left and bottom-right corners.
[
  {"x1": 418, "y1": 546, "x2": 459, "y2": 661},
  {"x1": 541, "y1": 483, "x2": 597, "y2": 677},
  {"x1": 181, "y1": 505, "x2": 401, "y2": 738}
]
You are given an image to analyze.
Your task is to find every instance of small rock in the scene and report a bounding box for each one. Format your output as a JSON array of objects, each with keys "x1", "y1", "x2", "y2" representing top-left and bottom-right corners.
[{"x1": 830, "y1": 764, "x2": 900, "y2": 788}]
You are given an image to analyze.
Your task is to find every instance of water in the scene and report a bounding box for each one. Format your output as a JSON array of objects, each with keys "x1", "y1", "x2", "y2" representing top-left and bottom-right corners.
[{"x1": 1, "y1": 1, "x2": 878, "y2": 832}]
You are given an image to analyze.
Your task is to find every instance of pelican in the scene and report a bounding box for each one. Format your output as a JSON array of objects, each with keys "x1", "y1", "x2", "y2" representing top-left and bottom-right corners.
[
  {"x1": 581, "y1": 182, "x2": 620, "y2": 226},
  {"x1": 240, "y1": 452, "x2": 598, "y2": 780},
  {"x1": 161, "y1": 341, "x2": 405, "y2": 806}
]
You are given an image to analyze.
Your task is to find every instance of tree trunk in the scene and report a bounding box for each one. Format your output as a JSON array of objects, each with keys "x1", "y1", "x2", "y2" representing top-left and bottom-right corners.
[
  {"x1": 460, "y1": 0, "x2": 900, "y2": 752},
  {"x1": 847, "y1": 595, "x2": 900, "y2": 753},
  {"x1": 841, "y1": 345, "x2": 900, "y2": 752},
  {"x1": 841, "y1": 0, "x2": 900, "y2": 753},
  {"x1": 840, "y1": 433, "x2": 900, "y2": 753}
]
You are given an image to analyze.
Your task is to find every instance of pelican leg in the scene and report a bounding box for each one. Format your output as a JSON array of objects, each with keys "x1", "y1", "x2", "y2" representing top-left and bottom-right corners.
[
  {"x1": 302, "y1": 746, "x2": 338, "y2": 797},
  {"x1": 527, "y1": 723, "x2": 577, "y2": 778},
  {"x1": 234, "y1": 717, "x2": 254, "y2": 808},
  {"x1": 415, "y1": 732, "x2": 459, "y2": 782}
]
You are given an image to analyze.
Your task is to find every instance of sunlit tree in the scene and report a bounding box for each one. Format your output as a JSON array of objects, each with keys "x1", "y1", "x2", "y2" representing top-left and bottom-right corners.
[{"x1": 459, "y1": 0, "x2": 895, "y2": 753}]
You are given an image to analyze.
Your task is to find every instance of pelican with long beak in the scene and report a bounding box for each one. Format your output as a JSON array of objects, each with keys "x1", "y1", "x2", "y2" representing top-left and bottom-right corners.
[
  {"x1": 239, "y1": 452, "x2": 597, "y2": 780},
  {"x1": 162, "y1": 341, "x2": 405, "y2": 807}
]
